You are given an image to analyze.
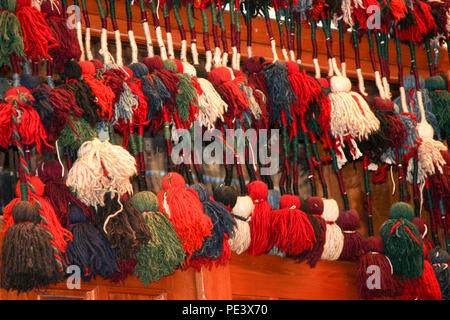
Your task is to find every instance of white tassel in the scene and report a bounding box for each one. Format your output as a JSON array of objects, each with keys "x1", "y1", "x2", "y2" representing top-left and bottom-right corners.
[
  {"x1": 205, "y1": 50, "x2": 213, "y2": 72},
  {"x1": 281, "y1": 48, "x2": 289, "y2": 61},
  {"x1": 270, "y1": 39, "x2": 279, "y2": 62},
  {"x1": 142, "y1": 21, "x2": 154, "y2": 57},
  {"x1": 229, "y1": 196, "x2": 254, "y2": 254},
  {"x1": 114, "y1": 30, "x2": 123, "y2": 67},
  {"x1": 231, "y1": 46, "x2": 238, "y2": 69},
  {"x1": 128, "y1": 30, "x2": 139, "y2": 64},
  {"x1": 76, "y1": 20, "x2": 85, "y2": 61},
  {"x1": 222, "y1": 52, "x2": 228, "y2": 66},
  {"x1": 329, "y1": 76, "x2": 380, "y2": 141},
  {"x1": 399, "y1": 86, "x2": 408, "y2": 113},
  {"x1": 166, "y1": 31, "x2": 175, "y2": 59},
  {"x1": 66, "y1": 138, "x2": 137, "y2": 208},
  {"x1": 321, "y1": 199, "x2": 344, "y2": 261},
  {"x1": 85, "y1": 27, "x2": 93, "y2": 61},
  {"x1": 374, "y1": 70, "x2": 386, "y2": 99},
  {"x1": 356, "y1": 68, "x2": 367, "y2": 96},
  {"x1": 155, "y1": 26, "x2": 168, "y2": 60},
  {"x1": 180, "y1": 39, "x2": 188, "y2": 62},
  {"x1": 191, "y1": 42, "x2": 199, "y2": 65},
  {"x1": 213, "y1": 47, "x2": 222, "y2": 67},
  {"x1": 247, "y1": 46, "x2": 252, "y2": 58},
  {"x1": 100, "y1": 28, "x2": 111, "y2": 65},
  {"x1": 313, "y1": 58, "x2": 321, "y2": 79}
]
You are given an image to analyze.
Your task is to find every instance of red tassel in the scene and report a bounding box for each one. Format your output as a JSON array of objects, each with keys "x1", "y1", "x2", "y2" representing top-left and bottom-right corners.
[
  {"x1": 157, "y1": 172, "x2": 213, "y2": 262},
  {"x1": 208, "y1": 67, "x2": 249, "y2": 123},
  {"x1": 271, "y1": 194, "x2": 316, "y2": 255},
  {"x1": 3, "y1": 176, "x2": 72, "y2": 254},
  {"x1": 79, "y1": 61, "x2": 115, "y2": 121},
  {"x1": 15, "y1": 0, "x2": 58, "y2": 62},
  {"x1": 245, "y1": 180, "x2": 274, "y2": 255},
  {"x1": 401, "y1": 260, "x2": 442, "y2": 300}
]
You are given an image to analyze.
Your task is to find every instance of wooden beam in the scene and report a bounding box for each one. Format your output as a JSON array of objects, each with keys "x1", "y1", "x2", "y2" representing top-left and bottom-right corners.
[{"x1": 81, "y1": 1, "x2": 449, "y2": 83}]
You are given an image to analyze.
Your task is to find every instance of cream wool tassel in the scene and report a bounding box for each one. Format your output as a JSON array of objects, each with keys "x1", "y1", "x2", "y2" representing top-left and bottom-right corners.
[
  {"x1": 320, "y1": 199, "x2": 344, "y2": 261},
  {"x1": 180, "y1": 39, "x2": 188, "y2": 62},
  {"x1": 406, "y1": 137, "x2": 447, "y2": 185},
  {"x1": 406, "y1": 82, "x2": 448, "y2": 184},
  {"x1": 196, "y1": 78, "x2": 228, "y2": 130},
  {"x1": 85, "y1": 27, "x2": 94, "y2": 61},
  {"x1": 329, "y1": 76, "x2": 380, "y2": 141},
  {"x1": 213, "y1": 46, "x2": 222, "y2": 68},
  {"x1": 128, "y1": 30, "x2": 139, "y2": 64},
  {"x1": 166, "y1": 31, "x2": 175, "y2": 59},
  {"x1": 76, "y1": 19, "x2": 85, "y2": 61},
  {"x1": 66, "y1": 138, "x2": 137, "y2": 208},
  {"x1": 205, "y1": 50, "x2": 213, "y2": 72},
  {"x1": 100, "y1": 28, "x2": 111, "y2": 65},
  {"x1": 142, "y1": 21, "x2": 154, "y2": 57},
  {"x1": 114, "y1": 30, "x2": 123, "y2": 67},
  {"x1": 229, "y1": 196, "x2": 254, "y2": 254}
]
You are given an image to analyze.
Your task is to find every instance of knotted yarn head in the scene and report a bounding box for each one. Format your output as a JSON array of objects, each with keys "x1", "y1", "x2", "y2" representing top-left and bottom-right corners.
[
  {"x1": 182, "y1": 62, "x2": 197, "y2": 77},
  {"x1": 15, "y1": 176, "x2": 45, "y2": 197},
  {"x1": 90, "y1": 59, "x2": 104, "y2": 71},
  {"x1": 279, "y1": 194, "x2": 301, "y2": 210},
  {"x1": 161, "y1": 172, "x2": 186, "y2": 190},
  {"x1": 232, "y1": 195, "x2": 254, "y2": 219},
  {"x1": 242, "y1": 56, "x2": 264, "y2": 74},
  {"x1": 336, "y1": 209, "x2": 360, "y2": 231},
  {"x1": 5, "y1": 86, "x2": 34, "y2": 105},
  {"x1": 79, "y1": 61, "x2": 96, "y2": 75},
  {"x1": 247, "y1": 180, "x2": 269, "y2": 204},
  {"x1": 330, "y1": 75, "x2": 352, "y2": 93},
  {"x1": 389, "y1": 201, "x2": 414, "y2": 221},
  {"x1": 142, "y1": 56, "x2": 163, "y2": 73},
  {"x1": 322, "y1": 199, "x2": 340, "y2": 222},
  {"x1": 19, "y1": 74, "x2": 40, "y2": 90},
  {"x1": 213, "y1": 184, "x2": 238, "y2": 209},
  {"x1": 36, "y1": 159, "x2": 62, "y2": 183},
  {"x1": 128, "y1": 62, "x2": 149, "y2": 79},
  {"x1": 63, "y1": 60, "x2": 82, "y2": 80},
  {"x1": 190, "y1": 183, "x2": 210, "y2": 202},
  {"x1": 163, "y1": 59, "x2": 178, "y2": 72},
  {"x1": 11, "y1": 201, "x2": 41, "y2": 224},
  {"x1": 412, "y1": 217, "x2": 428, "y2": 237},
  {"x1": 305, "y1": 196, "x2": 324, "y2": 215},
  {"x1": 425, "y1": 75, "x2": 447, "y2": 91},
  {"x1": 130, "y1": 191, "x2": 160, "y2": 213},
  {"x1": 286, "y1": 61, "x2": 300, "y2": 75},
  {"x1": 208, "y1": 66, "x2": 233, "y2": 86},
  {"x1": 362, "y1": 235, "x2": 385, "y2": 253},
  {"x1": 373, "y1": 97, "x2": 395, "y2": 112}
]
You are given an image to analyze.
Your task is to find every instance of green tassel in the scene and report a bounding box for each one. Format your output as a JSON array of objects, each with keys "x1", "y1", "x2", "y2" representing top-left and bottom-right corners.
[
  {"x1": 380, "y1": 202, "x2": 424, "y2": 280},
  {"x1": 131, "y1": 191, "x2": 185, "y2": 285},
  {"x1": 58, "y1": 117, "x2": 97, "y2": 153},
  {"x1": 0, "y1": 6, "x2": 25, "y2": 68},
  {"x1": 175, "y1": 73, "x2": 198, "y2": 122}
]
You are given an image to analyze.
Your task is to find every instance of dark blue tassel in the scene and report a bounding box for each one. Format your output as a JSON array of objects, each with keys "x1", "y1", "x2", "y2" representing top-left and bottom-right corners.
[
  {"x1": 264, "y1": 61, "x2": 296, "y2": 125},
  {"x1": 191, "y1": 183, "x2": 237, "y2": 259},
  {"x1": 66, "y1": 202, "x2": 119, "y2": 281}
]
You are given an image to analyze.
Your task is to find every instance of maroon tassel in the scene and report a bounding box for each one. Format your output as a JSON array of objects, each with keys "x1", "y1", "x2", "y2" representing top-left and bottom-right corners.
[
  {"x1": 356, "y1": 236, "x2": 402, "y2": 300},
  {"x1": 337, "y1": 209, "x2": 363, "y2": 261}
]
